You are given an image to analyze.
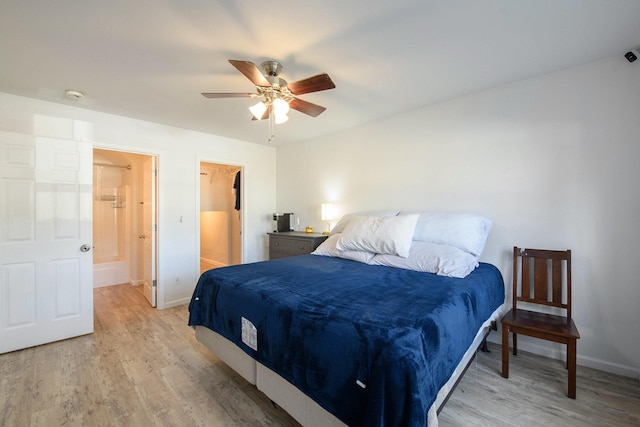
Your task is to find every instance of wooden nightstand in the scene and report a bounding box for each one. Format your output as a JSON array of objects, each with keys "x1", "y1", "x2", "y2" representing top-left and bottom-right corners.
[{"x1": 268, "y1": 232, "x2": 328, "y2": 260}]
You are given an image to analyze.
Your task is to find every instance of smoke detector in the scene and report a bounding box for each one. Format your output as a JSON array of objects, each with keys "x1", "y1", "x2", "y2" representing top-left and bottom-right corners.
[{"x1": 65, "y1": 89, "x2": 84, "y2": 100}]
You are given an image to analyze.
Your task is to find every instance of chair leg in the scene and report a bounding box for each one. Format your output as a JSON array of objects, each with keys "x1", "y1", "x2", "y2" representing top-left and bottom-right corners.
[
  {"x1": 568, "y1": 339, "x2": 577, "y2": 399},
  {"x1": 512, "y1": 332, "x2": 518, "y2": 355},
  {"x1": 501, "y1": 324, "x2": 509, "y2": 378}
]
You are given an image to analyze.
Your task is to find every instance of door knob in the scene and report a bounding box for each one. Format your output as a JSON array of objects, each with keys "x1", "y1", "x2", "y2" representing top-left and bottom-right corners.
[{"x1": 80, "y1": 244, "x2": 91, "y2": 252}]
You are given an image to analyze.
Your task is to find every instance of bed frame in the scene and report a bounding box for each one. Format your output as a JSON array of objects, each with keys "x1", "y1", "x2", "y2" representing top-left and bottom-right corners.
[{"x1": 194, "y1": 304, "x2": 504, "y2": 426}]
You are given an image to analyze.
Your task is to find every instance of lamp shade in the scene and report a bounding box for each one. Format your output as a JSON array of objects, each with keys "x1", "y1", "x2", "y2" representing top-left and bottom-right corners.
[
  {"x1": 249, "y1": 101, "x2": 267, "y2": 120},
  {"x1": 273, "y1": 98, "x2": 290, "y2": 124},
  {"x1": 272, "y1": 98, "x2": 290, "y2": 115},
  {"x1": 274, "y1": 113, "x2": 289, "y2": 124},
  {"x1": 321, "y1": 203, "x2": 336, "y2": 221}
]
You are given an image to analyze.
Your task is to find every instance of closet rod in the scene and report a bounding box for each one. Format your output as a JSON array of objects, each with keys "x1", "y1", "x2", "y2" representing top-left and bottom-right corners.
[{"x1": 93, "y1": 162, "x2": 131, "y2": 170}]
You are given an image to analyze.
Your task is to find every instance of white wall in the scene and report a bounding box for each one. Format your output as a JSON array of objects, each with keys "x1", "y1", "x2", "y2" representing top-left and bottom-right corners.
[
  {"x1": 276, "y1": 56, "x2": 640, "y2": 379},
  {"x1": 0, "y1": 92, "x2": 276, "y2": 309}
]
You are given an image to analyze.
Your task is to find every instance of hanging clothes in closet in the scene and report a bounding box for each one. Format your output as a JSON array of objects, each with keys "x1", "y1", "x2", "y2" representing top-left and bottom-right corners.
[{"x1": 233, "y1": 171, "x2": 241, "y2": 210}]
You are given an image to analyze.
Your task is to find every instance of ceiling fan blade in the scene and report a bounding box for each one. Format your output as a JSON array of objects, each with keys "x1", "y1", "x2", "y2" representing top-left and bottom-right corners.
[
  {"x1": 289, "y1": 98, "x2": 327, "y2": 117},
  {"x1": 288, "y1": 73, "x2": 335, "y2": 95},
  {"x1": 201, "y1": 93, "x2": 254, "y2": 98},
  {"x1": 228, "y1": 60, "x2": 271, "y2": 87}
]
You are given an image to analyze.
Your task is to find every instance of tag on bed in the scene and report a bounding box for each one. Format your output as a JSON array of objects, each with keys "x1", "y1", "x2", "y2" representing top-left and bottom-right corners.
[{"x1": 241, "y1": 317, "x2": 258, "y2": 351}]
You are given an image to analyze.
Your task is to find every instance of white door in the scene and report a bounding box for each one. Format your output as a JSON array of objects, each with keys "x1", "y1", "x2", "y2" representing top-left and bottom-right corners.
[
  {"x1": 142, "y1": 156, "x2": 157, "y2": 307},
  {"x1": 0, "y1": 131, "x2": 93, "y2": 354}
]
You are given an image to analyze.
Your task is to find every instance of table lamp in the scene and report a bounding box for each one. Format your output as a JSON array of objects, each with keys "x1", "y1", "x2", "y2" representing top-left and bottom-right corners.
[{"x1": 321, "y1": 203, "x2": 336, "y2": 235}]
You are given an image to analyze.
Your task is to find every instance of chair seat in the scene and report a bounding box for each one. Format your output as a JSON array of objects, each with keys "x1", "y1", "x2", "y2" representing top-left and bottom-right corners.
[{"x1": 502, "y1": 309, "x2": 580, "y2": 340}]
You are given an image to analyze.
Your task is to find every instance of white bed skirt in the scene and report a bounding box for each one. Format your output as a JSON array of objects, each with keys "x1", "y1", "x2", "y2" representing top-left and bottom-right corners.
[{"x1": 194, "y1": 303, "x2": 505, "y2": 427}]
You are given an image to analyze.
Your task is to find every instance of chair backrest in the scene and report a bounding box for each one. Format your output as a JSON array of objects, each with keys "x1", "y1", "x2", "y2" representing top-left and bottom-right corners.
[{"x1": 512, "y1": 247, "x2": 572, "y2": 318}]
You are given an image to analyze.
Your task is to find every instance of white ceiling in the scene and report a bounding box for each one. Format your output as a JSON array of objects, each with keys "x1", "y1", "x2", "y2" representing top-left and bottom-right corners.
[{"x1": 1, "y1": 1, "x2": 639, "y2": 145}]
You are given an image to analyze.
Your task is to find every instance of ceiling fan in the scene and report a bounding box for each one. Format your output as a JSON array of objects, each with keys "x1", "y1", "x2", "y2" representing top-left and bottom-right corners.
[{"x1": 202, "y1": 60, "x2": 336, "y2": 127}]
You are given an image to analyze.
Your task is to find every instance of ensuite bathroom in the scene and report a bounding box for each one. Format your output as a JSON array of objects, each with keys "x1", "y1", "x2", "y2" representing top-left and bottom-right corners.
[{"x1": 92, "y1": 149, "x2": 153, "y2": 289}]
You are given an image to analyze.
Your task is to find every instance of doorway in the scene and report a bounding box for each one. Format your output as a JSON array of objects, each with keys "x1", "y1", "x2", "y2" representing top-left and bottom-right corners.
[
  {"x1": 199, "y1": 162, "x2": 242, "y2": 274},
  {"x1": 93, "y1": 148, "x2": 158, "y2": 307}
]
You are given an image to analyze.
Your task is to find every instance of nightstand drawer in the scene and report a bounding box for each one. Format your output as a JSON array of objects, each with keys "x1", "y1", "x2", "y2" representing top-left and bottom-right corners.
[
  {"x1": 270, "y1": 237, "x2": 313, "y2": 256},
  {"x1": 268, "y1": 232, "x2": 328, "y2": 260}
]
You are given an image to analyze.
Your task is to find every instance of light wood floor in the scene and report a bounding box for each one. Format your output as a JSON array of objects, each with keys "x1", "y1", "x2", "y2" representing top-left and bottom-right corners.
[{"x1": 1, "y1": 284, "x2": 638, "y2": 426}]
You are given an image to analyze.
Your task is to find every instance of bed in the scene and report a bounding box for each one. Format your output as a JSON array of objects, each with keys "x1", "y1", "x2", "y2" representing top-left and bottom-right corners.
[{"x1": 188, "y1": 212, "x2": 505, "y2": 426}]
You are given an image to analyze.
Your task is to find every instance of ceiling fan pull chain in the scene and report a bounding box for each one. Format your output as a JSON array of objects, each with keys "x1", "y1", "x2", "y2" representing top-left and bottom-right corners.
[{"x1": 268, "y1": 105, "x2": 275, "y2": 144}]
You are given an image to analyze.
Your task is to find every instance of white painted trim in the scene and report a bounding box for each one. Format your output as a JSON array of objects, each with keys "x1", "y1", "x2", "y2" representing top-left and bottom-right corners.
[
  {"x1": 163, "y1": 297, "x2": 191, "y2": 309},
  {"x1": 489, "y1": 326, "x2": 640, "y2": 380},
  {"x1": 200, "y1": 257, "x2": 227, "y2": 269}
]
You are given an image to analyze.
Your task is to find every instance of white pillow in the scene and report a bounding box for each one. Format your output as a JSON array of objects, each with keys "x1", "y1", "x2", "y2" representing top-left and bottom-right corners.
[
  {"x1": 311, "y1": 233, "x2": 375, "y2": 263},
  {"x1": 401, "y1": 211, "x2": 492, "y2": 257},
  {"x1": 336, "y1": 214, "x2": 419, "y2": 258},
  {"x1": 330, "y1": 210, "x2": 399, "y2": 235},
  {"x1": 370, "y1": 241, "x2": 479, "y2": 278}
]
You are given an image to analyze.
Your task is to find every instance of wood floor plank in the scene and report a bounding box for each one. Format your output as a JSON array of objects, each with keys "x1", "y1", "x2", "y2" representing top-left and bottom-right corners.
[
  {"x1": 439, "y1": 342, "x2": 640, "y2": 427},
  {"x1": 1, "y1": 283, "x2": 638, "y2": 426}
]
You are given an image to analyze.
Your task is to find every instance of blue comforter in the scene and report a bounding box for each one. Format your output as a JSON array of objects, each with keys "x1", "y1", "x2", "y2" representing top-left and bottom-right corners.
[{"x1": 188, "y1": 255, "x2": 504, "y2": 426}]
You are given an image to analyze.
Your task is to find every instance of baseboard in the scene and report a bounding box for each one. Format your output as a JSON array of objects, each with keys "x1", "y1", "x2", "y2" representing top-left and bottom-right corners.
[
  {"x1": 200, "y1": 257, "x2": 227, "y2": 269},
  {"x1": 488, "y1": 330, "x2": 640, "y2": 380},
  {"x1": 129, "y1": 279, "x2": 144, "y2": 287},
  {"x1": 162, "y1": 297, "x2": 191, "y2": 309},
  {"x1": 577, "y1": 353, "x2": 640, "y2": 379}
]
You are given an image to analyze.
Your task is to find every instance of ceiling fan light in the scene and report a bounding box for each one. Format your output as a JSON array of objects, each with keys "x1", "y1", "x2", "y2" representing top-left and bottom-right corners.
[
  {"x1": 249, "y1": 101, "x2": 267, "y2": 120},
  {"x1": 272, "y1": 97, "x2": 290, "y2": 116},
  {"x1": 274, "y1": 113, "x2": 289, "y2": 124}
]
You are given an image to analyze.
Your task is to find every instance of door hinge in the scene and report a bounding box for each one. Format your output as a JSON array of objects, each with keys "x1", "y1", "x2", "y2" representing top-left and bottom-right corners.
[
  {"x1": 152, "y1": 279, "x2": 157, "y2": 288},
  {"x1": 152, "y1": 224, "x2": 157, "y2": 232},
  {"x1": 152, "y1": 169, "x2": 157, "y2": 177}
]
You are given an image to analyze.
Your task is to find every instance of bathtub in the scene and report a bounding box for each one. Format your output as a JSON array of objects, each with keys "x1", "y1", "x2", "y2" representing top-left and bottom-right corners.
[{"x1": 93, "y1": 257, "x2": 129, "y2": 287}]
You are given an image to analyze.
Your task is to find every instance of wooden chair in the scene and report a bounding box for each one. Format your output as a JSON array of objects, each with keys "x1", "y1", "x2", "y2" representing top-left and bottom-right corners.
[{"x1": 501, "y1": 247, "x2": 580, "y2": 398}]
